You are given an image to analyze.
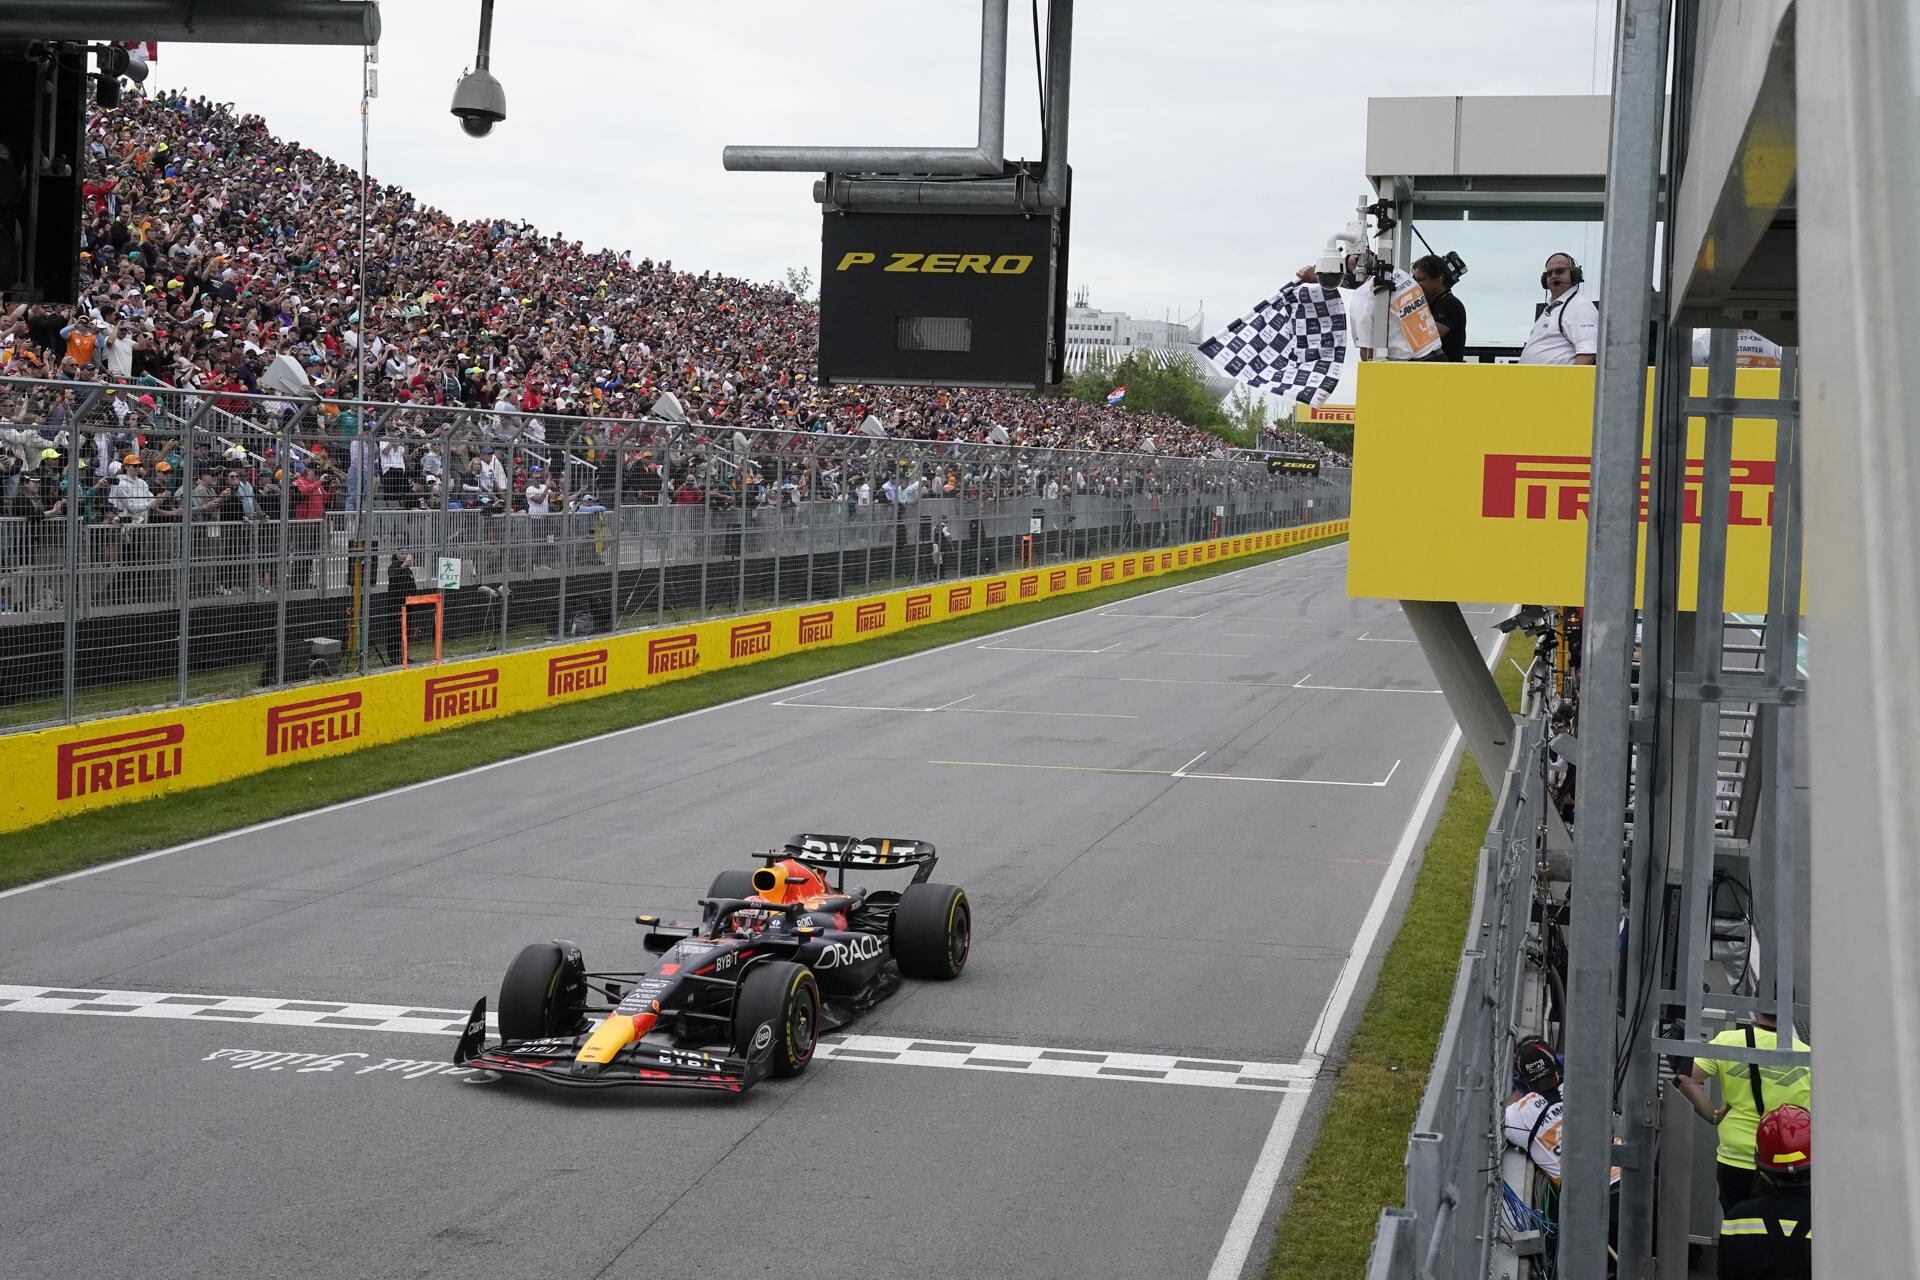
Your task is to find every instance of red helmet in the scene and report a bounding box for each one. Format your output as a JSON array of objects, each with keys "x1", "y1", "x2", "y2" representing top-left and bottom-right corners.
[{"x1": 1756, "y1": 1105, "x2": 1812, "y2": 1172}]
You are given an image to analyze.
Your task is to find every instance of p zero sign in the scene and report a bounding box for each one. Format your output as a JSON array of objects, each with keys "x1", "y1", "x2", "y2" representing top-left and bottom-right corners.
[{"x1": 818, "y1": 207, "x2": 1067, "y2": 389}]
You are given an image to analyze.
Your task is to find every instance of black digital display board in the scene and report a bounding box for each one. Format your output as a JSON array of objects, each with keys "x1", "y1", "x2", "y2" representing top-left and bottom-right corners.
[
  {"x1": 1268, "y1": 454, "x2": 1321, "y2": 477},
  {"x1": 818, "y1": 208, "x2": 1066, "y2": 388}
]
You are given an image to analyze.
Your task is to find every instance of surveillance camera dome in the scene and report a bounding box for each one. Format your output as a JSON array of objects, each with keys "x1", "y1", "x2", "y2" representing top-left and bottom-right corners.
[{"x1": 449, "y1": 68, "x2": 505, "y2": 137}]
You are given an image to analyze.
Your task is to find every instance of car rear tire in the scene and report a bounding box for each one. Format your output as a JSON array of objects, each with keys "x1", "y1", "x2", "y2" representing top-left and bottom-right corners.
[
  {"x1": 731, "y1": 960, "x2": 819, "y2": 1077},
  {"x1": 707, "y1": 868, "x2": 758, "y2": 901},
  {"x1": 893, "y1": 883, "x2": 971, "y2": 979},
  {"x1": 498, "y1": 941, "x2": 587, "y2": 1042}
]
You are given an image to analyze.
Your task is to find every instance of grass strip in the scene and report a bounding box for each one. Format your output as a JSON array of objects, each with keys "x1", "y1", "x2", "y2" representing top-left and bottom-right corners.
[
  {"x1": 2, "y1": 537, "x2": 1344, "y2": 891},
  {"x1": 1266, "y1": 629, "x2": 1520, "y2": 1280}
]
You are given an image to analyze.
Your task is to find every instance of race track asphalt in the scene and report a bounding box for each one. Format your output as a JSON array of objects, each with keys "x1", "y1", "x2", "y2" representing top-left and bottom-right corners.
[{"x1": 0, "y1": 543, "x2": 1499, "y2": 1280}]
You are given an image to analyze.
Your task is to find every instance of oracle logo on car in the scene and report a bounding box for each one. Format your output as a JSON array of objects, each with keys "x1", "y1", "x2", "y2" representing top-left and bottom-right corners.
[
  {"x1": 730, "y1": 620, "x2": 773, "y2": 659},
  {"x1": 547, "y1": 649, "x2": 609, "y2": 698},
  {"x1": 56, "y1": 724, "x2": 186, "y2": 801},
  {"x1": 985, "y1": 580, "x2": 1007, "y2": 606},
  {"x1": 265, "y1": 691, "x2": 362, "y2": 757},
  {"x1": 855, "y1": 601, "x2": 886, "y2": 634},
  {"x1": 1019, "y1": 574, "x2": 1039, "y2": 599},
  {"x1": 647, "y1": 633, "x2": 700, "y2": 676},
  {"x1": 948, "y1": 586, "x2": 973, "y2": 612},
  {"x1": 905, "y1": 593, "x2": 933, "y2": 622},
  {"x1": 1048, "y1": 570, "x2": 1067, "y2": 592},
  {"x1": 424, "y1": 669, "x2": 500, "y2": 724},
  {"x1": 797, "y1": 611, "x2": 835, "y2": 645}
]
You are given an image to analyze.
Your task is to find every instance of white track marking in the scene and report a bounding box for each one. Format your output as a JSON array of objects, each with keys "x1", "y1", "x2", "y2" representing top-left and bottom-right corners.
[
  {"x1": 1095, "y1": 609, "x2": 1211, "y2": 620},
  {"x1": 1355, "y1": 632, "x2": 1418, "y2": 643},
  {"x1": 925, "y1": 694, "x2": 974, "y2": 712},
  {"x1": 928, "y1": 758, "x2": 1398, "y2": 788},
  {"x1": 1291, "y1": 673, "x2": 1443, "y2": 695},
  {"x1": 0, "y1": 984, "x2": 1314, "y2": 1093},
  {"x1": 974, "y1": 642, "x2": 1113, "y2": 654},
  {"x1": 1205, "y1": 608, "x2": 1512, "y2": 1280},
  {"x1": 772, "y1": 695, "x2": 1135, "y2": 720},
  {"x1": 0, "y1": 543, "x2": 1347, "y2": 901}
]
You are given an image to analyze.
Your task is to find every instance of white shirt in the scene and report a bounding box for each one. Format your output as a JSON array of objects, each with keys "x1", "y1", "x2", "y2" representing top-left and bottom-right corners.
[
  {"x1": 378, "y1": 440, "x2": 407, "y2": 473},
  {"x1": 476, "y1": 456, "x2": 508, "y2": 494},
  {"x1": 110, "y1": 474, "x2": 154, "y2": 520},
  {"x1": 1521, "y1": 289, "x2": 1600, "y2": 365},
  {"x1": 1502, "y1": 1092, "x2": 1621, "y2": 1188}
]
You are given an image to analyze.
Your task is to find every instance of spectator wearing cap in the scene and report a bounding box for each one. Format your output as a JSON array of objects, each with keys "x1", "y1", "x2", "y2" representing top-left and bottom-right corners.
[
  {"x1": 109, "y1": 454, "x2": 154, "y2": 522},
  {"x1": 474, "y1": 445, "x2": 508, "y2": 504}
]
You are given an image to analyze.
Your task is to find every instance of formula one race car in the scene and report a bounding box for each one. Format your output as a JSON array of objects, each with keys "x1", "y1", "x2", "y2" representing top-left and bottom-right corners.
[{"x1": 453, "y1": 835, "x2": 970, "y2": 1093}]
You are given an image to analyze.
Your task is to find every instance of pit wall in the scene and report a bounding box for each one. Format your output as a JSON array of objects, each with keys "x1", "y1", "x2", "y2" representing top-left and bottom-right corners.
[{"x1": 0, "y1": 521, "x2": 1348, "y2": 835}]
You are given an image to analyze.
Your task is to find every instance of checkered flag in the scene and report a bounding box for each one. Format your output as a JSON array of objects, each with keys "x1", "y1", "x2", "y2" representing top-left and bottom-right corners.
[{"x1": 1198, "y1": 281, "x2": 1347, "y2": 408}]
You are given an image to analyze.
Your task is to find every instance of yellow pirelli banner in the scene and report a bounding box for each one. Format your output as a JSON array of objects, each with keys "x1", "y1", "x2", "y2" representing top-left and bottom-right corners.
[
  {"x1": 1346, "y1": 364, "x2": 1785, "y2": 611},
  {"x1": 0, "y1": 520, "x2": 1348, "y2": 835}
]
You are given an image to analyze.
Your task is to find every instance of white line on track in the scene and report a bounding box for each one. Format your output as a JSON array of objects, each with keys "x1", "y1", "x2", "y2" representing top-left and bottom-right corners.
[
  {"x1": 1355, "y1": 632, "x2": 1418, "y2": 643},
  {"x1": 772, "y1": 694, "x2": 1136, "y2": 720},
  {"x1": 1114, "y1": 675, "x2": 1441, "y2": 695},
  {"x1": 1095, "y1": 609, "x2": 1211, "y2": 620},
  {"x1": 0, "y1": 541, "x2": 1346, "y2": 903},
  {"x1": 974, "y1": 641, "x2": 1125, "y2": 654},
  {"x1": 0, "y1": 984, "x2": 1315, "y2": 1093},
  {"x1": 1204, "y1": 608, "x2": 1513, "y2": 1280},
  {"x1": 927, "y1": 757, "x2": 1401, "y2": 788}
]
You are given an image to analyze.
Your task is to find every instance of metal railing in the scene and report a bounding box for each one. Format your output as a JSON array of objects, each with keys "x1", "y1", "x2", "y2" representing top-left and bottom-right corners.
[
  {"x1": 1368, "y1": 709, "x2": 1550, "y2": 1280},
  {"x1": 0, "y1": 376, "x2": 1349, "y2": 731}
]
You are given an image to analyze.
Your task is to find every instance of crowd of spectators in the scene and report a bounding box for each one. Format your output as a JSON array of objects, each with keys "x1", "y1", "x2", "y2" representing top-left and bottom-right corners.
[{"x1": 0, "y1": 87, "x2": 1347, "y2": 513}]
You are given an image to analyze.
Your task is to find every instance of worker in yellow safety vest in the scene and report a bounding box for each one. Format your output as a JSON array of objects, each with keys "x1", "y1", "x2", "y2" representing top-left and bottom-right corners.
[{"x1": 1672, "y1": 1011, "x2": 1811, "y2": 1211}]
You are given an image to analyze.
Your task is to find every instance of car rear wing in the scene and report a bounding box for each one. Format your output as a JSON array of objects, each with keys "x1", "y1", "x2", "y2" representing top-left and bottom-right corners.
[{"x1": 781, "y1": 834, "x2": 938, "y2": 884}]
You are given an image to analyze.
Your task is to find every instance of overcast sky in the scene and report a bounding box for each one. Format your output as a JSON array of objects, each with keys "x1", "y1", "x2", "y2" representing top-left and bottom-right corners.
[{"x1": 142, "y1": 0, "x2": 1615, "y2": 353}]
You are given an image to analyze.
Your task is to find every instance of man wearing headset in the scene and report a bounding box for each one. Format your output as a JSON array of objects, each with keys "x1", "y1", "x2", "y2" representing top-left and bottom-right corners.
[{"x1": 1521, "y1": 253, "x2": 1599, "y2": 365}]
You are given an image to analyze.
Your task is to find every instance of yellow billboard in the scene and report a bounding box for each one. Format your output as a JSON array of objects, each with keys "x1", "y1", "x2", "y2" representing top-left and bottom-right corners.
[
  {"x1": 0, "y1": 521, "x2": 1349, "y2": 835},
  {"x1": 1346, "y1": 364, "x2": 1785, "y2": 612}
]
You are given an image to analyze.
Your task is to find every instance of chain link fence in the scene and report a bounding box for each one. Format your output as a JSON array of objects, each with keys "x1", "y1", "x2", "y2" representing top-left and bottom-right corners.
[{"x1": 0, "y1": 376, "x2": 1350, "y2": 732}]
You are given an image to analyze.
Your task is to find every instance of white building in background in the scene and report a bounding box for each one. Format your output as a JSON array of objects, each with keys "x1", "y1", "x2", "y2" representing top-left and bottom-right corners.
[{"x1": 1061, "y1": 289, "x2": 1235, "y2": 398}]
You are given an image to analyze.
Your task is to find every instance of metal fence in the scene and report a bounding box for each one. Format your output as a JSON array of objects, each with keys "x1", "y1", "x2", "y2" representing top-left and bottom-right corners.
[
  {"x1": 0, "y1": 376, "x2": 1349, "y2": 731},
  {"x1": 1368, "y1": 709, "x2": 1551, "y2": 1280}
]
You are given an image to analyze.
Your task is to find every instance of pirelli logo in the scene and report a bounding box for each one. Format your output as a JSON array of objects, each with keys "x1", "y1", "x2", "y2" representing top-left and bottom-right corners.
[
  {"x1": 730, "y1": 620, "x2": 773, "y2": 659},
  {"x1": 986, "y1": 580, "x2": 1007, "y2": 606},
  {"x1": 1076, "y1": 566, "x2": 1093, "y2": 586},
  {"x1": 948, "y1": 586, "x2": 973, "y2": 612},
  {"x1": 1235, "y1": 539, "x2": 1245, "y2": 553},
  {"x1": 424, "y1": 669, "x2": 500, "y2": 724},
  {"x1": 1481, "y1": 453, "x2": 1777, "y2": 526},
  {"x1": 1048, "y1": 570, "x2": 1067, "y2": 592},
  {"x1": 1178, "y1": 549, "x2": 1189, "y2": 566},
  {"x1": 56, "y1": 724, "x2": 185, "y2": 801},
  {"x1": 905, "y1": 593, "x2": 933, "y2": 622},
  {"x1": 647, "y1": 633, "x2": 700, "y2": 676},
  {"x1": 797, "y1": 611, "x2": 835, "y2": 645},
  {"x1": 1161, "y1": 552, "x2": 1174, "y2": 570},
  {"x1": 855, "y1": 602, "x2": 887, "y2": 634},
  {"x1": 1100, "y1": 562, "x2": 1115, "y2": 582},
  {"x1": 266, "y1": 692, "x2": 362, "y2": 757},
  {"x1": 1122, "y1": 558, "x2": 1136, "y2": 578},
  {"x1": 548, "y1": 649, "x2": 609, "y2": 698},
  {"x1": 1018, "y1": 575, "x2": 1039, "y2": 599},
  {"x1": 1207, "y1": 545, "x2": 1218, "y2": 560}
]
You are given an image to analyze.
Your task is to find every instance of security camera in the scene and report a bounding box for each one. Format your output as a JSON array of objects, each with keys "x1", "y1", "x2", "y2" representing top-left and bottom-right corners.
[{"x1": 450, "y1": 68, "x2": 505, "y2": 137}]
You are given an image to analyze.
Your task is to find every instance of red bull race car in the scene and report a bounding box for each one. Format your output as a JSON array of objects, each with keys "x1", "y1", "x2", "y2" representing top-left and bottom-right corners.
[{"x1": 453, "y1": 834, "x2": 970, "y2": 1093}]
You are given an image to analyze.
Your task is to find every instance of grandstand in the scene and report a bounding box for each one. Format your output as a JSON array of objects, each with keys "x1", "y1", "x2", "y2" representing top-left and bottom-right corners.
[{"x1": 0, "y1": 90, "x2": 1342, "y2": 468}]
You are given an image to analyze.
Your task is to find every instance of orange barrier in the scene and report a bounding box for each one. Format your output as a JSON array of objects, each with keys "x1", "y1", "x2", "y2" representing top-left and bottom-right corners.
[{"x1": 400, "y1": 594, "x2": 444, "y2": 667}]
